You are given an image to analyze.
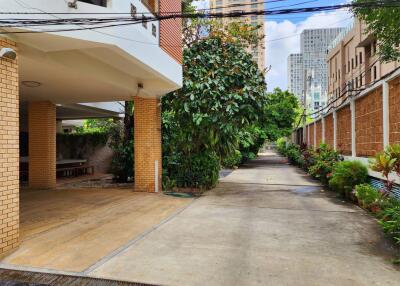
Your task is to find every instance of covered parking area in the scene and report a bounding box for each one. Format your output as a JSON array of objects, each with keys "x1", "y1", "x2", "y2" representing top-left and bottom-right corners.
[
  {"x1": 0, "y1": 19, "x2": 181, "y2": 260},
  {"x1": 0, "y1": 187, "x2": 191, "y2": 273}
]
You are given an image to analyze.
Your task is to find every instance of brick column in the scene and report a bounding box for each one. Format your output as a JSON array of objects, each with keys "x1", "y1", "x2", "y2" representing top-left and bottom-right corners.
[
  {"x1": 333, "y1": 110, "x2": 337, "y2": 150},
  {"x1": 350, "y1": 98, "x2": 356, "y2": 157},
  {"x1": 382, "y1": 81, "x2": 389, "y2": 148},
  {"x1": 28, "y1": 101, "x2": 56, "y2": 189},
  {"x1": 0, "y1": 38, "x2": 19, "y2": 254},
  {"x1": 134, "y1": 96, "x2": 162, "y2": 192}
]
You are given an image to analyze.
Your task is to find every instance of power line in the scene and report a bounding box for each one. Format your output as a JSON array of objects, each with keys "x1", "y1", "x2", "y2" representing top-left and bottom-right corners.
[
  {"x1": 1, "y1": 1, "x2": 399, "y2": 15},
  {"x1": 0, "y1": 1, "x2": 398, "y2": 35},
  {"x1": 303, "y1": 57, "x2": 385, "y2": 118}
]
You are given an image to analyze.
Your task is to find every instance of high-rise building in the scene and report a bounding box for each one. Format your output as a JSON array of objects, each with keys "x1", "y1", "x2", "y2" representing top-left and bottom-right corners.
[
  {"x1": 287, "y1": 54, "x2": 303, "y2": 101},
  {"x1": 301, "y1": 28, "x2": 344, "y2": 116},
  {"x1": 287, "y1": 28, "x2": 344, "y2": 117},
  {"x1": 209, "y1": 0, "x2": 265, "y2": 70}
]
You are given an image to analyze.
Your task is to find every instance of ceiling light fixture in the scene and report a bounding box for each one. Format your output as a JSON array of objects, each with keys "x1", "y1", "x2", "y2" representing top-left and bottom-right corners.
[{"x1": 22, "y1": 81, "x2": 42, "y2": 88}]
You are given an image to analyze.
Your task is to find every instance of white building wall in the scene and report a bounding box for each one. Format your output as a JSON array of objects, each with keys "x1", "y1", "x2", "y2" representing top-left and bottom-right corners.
[
  {"x1": 287, "y1": 53, "x2": 303, "y2": 100},
  {"x1": 0, "y1": 0, "x2": 182, "y2": 88}
]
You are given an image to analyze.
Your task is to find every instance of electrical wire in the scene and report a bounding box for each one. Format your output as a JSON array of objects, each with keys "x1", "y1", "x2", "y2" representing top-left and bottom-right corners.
[
  {"x1": 302, "y1": 57, "x2": 398, "y2": 122},
  {"x1": 303, "y1": 56, "x2": 382, "y2": 118},
  {"x1": 0, "y1": 1, "x2": 397, "y2": 35}
]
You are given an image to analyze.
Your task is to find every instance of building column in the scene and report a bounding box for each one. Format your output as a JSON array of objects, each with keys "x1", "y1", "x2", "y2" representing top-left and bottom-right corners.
[
  {"x1": 0, "y1": 38, "x2": 19, "y2": 254},
  {"x1": 28, "y1": 101, "x2": 56, "y2": 189},
  {"x1": 313, "y1": 121, "x2": 317, "y2": 149},
  {"x1": 322, "y1": 116, "x2": 326, "y2": 143},
  {"x1": 333, "y1": 110, "x2": 337, "y2": 150},
  {"x1": 382, "y1": 81, "x2": 390, "y2": 148},
  {"x1": 134, "y1": 96, "x2": 162, "y2": 193},
  {"x1": 350, "y1": 98, "x2": 356, "y2": 157}
]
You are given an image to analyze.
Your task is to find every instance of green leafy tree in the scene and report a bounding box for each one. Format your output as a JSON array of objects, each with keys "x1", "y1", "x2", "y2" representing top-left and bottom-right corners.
[
  {"x1": 262, "y1": 88, "x2": 300, "y2": 141},
  {"x1": 352, "y1": 0, "x2": 400, "y2": 61},
  {"x1": 163, "y1": 22, "x2": 267, "y2": 158},
  {"x1": 162, "y1": 21, "x2": 267, "y2": 188}
]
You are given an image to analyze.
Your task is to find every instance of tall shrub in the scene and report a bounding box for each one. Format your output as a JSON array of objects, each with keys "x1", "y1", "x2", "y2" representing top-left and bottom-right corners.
[{"x1": 161, "y1": 21, "x2": 267, "y2": 189}]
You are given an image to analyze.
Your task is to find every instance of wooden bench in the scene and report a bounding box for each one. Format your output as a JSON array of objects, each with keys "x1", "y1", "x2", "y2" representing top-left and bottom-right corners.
[{"x1": 56, "y1": 165, "x2": 94, "y2": 178}]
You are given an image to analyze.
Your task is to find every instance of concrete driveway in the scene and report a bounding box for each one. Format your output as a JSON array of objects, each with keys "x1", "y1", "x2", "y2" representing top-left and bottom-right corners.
[{"x1": 88, "y1": 151, "x2": 400, "y2": 285}]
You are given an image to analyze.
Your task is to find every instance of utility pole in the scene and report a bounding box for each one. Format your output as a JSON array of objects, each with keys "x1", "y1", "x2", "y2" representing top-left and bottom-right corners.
[
  {"x1": 302, "y1": 69, "x2": 312, "y2": 143},
  {"x1": 302, "y1": 69, "x2": 307, "y2": 143}
]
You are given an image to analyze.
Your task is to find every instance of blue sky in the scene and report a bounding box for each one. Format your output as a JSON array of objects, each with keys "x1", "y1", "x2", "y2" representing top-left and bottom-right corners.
[{"x1": 194, "y1": 0, "x2": 353, "y2": 90}]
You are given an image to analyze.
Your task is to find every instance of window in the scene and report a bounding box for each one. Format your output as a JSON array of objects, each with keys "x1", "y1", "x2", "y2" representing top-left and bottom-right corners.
[
  {"x1": 355, "y1": 77, "x2": 358, "y2": 88},
  {"x1": 152, "y1": 24, "x2": 157, "y2": 37},
  {"x1": 351, "y1": 58, "x2": 354, "y2": 69},
  {"x1": 142, "y1": 15, "x2": 147, "y2": 29},
  {"x1": 359, "y1": 75, "x2": 362, "y2": 86},
  {"x1": 373, "y1": 65, "x2": 377, "y2": 80},
  {"x1": 355, "y1": 55, "x2": 358, "y2": 67},
  {"x1": 79, "y1": 0, "x2": 107, "y2": 7},
  {"x1": 359, "y1": 52, "x2": 363, "y2": 64}
]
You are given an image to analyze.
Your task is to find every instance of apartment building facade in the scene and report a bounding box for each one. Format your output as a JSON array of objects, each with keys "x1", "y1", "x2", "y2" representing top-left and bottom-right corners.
[
  {"x1": 327, "y1": 19, "x2": 400, "y2": 106},
  {"x1": 0, "y1": 0, "x2": 182, "y2": 255},
  {"x1": 287, "y1": 53, "x2": 303, "y2": 100},
  {"x1": 292, "y1": 18, "x2": 400, "y2": 163},
  {"x1": 209, "y1": 0, "x2": 265, "y2": 71}
]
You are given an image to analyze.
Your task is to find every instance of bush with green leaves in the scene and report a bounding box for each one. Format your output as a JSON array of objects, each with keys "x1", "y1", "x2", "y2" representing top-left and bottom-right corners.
[
  {"x1": 56, "y1": 131, "x2": 109, "y2": 160},
  {"x1": 237, "y1": 125, "x2": 266, "y2": 163},
  {"x1": 276, "y1": 138, "x2": 287, "y2": 155},
  {"x1": 329, "y1": 161, "x2": 368, "y2": 199},
  {"x1": 286, "y1": 144, "x2": 301, "y2": 165},
  {"x1": 298, "y1": 146, "x2": 314, "y2": 170},
  {"x1": 108, "y1": 119, "x2": 134, "y2": 182},
  {"x1": 163, "y1": 151, "x2": 220, "y2": 190},
  {"x1": 379, "y1": 204, "x2": 400, "y2": 244},
  {"x1": 222, "y1": 150, "x2": 242, "y2": 169},
  {"x1": 355, "y1": 184, "x2": 383, "y2": 212},
  {"x1": 307, "y1": 144, "x2": 340, "y2": 184}
]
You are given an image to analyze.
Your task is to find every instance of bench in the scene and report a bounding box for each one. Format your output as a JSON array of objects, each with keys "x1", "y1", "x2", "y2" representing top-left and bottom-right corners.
[{"x1": 56, "y1": 165, "x2": 94, "y2": 178}]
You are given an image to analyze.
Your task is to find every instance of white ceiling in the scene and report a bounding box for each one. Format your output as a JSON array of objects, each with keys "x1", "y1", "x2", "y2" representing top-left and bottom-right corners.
[{"x1": 16, "y1": 32, "x2": 176, "y2": 104}]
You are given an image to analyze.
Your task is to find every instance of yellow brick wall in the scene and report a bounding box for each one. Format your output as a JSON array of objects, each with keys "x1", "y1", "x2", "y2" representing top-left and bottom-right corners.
[
  {"x1": 0, "y1": 38, "x2": 19, "y2": 254},
  {"x1": 134, "y1": 96, "x2": 162, "y2": 192},
  {"x1": 28, "y1": 101, "x2": 56, "y2": 189}
]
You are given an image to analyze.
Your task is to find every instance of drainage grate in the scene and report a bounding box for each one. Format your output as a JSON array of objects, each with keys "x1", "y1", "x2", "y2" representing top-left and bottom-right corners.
[
  {"x1": 369, "y1": 177, "x2": 400, "y2": 199},
  {"x1": 0, "y1": 269, "x2": 159, "y2": 286}
]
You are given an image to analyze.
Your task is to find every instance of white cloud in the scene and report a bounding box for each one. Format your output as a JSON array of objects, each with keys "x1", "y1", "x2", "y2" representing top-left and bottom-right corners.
[
  {"x1": 265, "y1": 11, "x2": 353, "y2": 91},
  {"x1": 192, "y1": 0, "x2": 209, "y2": 10}
]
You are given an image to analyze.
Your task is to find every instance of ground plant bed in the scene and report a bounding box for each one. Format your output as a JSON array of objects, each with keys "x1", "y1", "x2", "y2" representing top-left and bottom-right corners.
[{"x1": 277, "y1": 140, "x2": 400, "y2": 263}]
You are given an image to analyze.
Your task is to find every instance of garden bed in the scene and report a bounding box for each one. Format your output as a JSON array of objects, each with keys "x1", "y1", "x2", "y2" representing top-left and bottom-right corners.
[{"x1": 277, "y1": 139, "x2": 400, "y2": 262}]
